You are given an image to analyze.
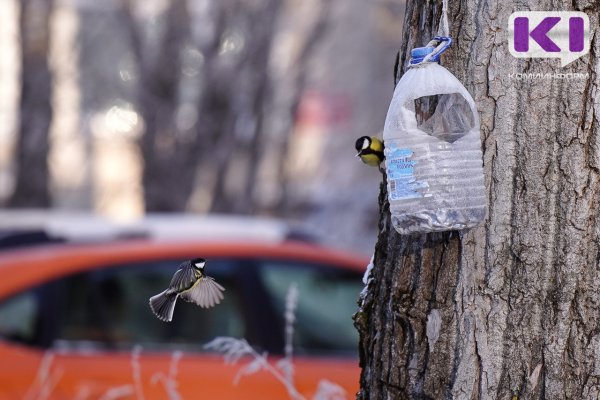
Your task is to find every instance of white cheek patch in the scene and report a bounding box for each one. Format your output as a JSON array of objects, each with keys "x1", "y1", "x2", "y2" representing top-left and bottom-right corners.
[
  {"x1": 362, "y1": 139, "x2": 370, "y2": 150},
  {"x1": 195, "y1": 262, "x2": 205, "y2": 269}
]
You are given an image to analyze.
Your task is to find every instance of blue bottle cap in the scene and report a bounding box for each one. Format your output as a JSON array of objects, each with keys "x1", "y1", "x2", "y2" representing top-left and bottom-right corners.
[
  {"x1": 410, "y1": 47, "x2": 435, "y2": 59},
  {"x1": 409, "y1": 37, "x2": 452, "y2": 66}
]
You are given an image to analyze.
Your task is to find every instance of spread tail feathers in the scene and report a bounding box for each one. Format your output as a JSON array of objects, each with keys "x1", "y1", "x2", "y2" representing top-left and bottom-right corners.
[{"x1": 149, "y1": 290, "x2": 177, "y2": 322}]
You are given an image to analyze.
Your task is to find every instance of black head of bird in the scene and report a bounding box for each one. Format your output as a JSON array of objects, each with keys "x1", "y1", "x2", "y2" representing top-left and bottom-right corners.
[
  {"x1": 149, "y1": 258, "x2": 225, "y2": 322},
  {"x1": 191, "y1": 258, "x2": 206, "y2": 271},
  {"x1": 355, "y1": 136, "x2": 384, "y2": 167}
]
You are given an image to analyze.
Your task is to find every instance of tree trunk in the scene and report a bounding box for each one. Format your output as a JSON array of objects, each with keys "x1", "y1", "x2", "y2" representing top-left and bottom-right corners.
[
  {"x1": 125, "y1": 0, "x2": 194, "y2": 212},
  {"x1": 9, "y1": 0, "x2": 54, "y2": 208},
  {"x1": 355, "y1": 0, "x2": 600, "y2": 399},
  {"x1": 208, "y1": 0, "x2": 282, "y2": 215}
]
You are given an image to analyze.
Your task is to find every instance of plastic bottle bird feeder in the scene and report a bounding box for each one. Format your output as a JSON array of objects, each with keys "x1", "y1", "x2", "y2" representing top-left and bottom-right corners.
[{"x1": 383, "y1": 37, "x2": 487, "y2": 234}]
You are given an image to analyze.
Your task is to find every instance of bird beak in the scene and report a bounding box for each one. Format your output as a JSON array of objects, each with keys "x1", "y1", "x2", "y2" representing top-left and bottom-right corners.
[{"x1": 355, "y1": 153, "x2": 361, "y2": 157}]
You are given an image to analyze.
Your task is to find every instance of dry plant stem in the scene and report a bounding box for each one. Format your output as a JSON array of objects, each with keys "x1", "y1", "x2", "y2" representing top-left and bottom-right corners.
[
  {"x1": 98, "y1": 385, "x2": 135, "y2": 400},
  {"x1": 131, "y1": 345, "x2": 145, "y2": 400},
  {"x1": 241, "y1": 347, "x2": 306, "y2": 400},
  {"x1": 151, "y1": 351, "x2": 183, "y2": 400},
  {"x1": 24, "y1": 352, "x2": 53, "y2": 400},
  {"x1": 283, "y1": 283, "x2": 299, "y2": 385},
  {"x1": 206, "y1": 282, "x2": 346, "y2": 400},
  {"x1": 24, "y1": 351, "x2": 62, "y2": 400}
]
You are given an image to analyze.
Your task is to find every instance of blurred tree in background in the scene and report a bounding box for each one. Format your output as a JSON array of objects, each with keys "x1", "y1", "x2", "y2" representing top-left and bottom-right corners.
[
  {"x1": 0, "y1": 0, "x2": 405, "y2": 254},
  {"x1": 123, "y1": 0, "x2": 331, "y2": 213},
  {"x1": 9, "y1": 0, "x2": 54, "y2": 207},
  {"x1": 123, "y1": 0, "x2": 194, "y2": 212}
]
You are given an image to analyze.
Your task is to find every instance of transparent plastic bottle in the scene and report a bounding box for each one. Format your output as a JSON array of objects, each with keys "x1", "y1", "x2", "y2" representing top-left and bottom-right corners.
[{"x1": 383, "y1": 44, "x2": 487, "y2": 234}]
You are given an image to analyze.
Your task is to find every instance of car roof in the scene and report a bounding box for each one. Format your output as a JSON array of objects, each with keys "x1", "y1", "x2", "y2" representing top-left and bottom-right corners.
[
  {"x1": 0, "y1": 239, "x2": 367, "y2": 299},
  {"x1": 0, "y1": 211, "x2": 320, "y2": 246}
]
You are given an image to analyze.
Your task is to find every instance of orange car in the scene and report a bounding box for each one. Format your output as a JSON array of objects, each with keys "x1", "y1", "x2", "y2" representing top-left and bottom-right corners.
[{"x1": 0, "y1": 239, "x2": 367, "y2": 399}]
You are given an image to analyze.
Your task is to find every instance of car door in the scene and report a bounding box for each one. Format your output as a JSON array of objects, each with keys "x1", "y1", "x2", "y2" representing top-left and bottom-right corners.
[
  {"x1": 0, "y1": 258, "x2": 264, "y2": 399},
  {"x1": 0, "y1": 255, "x2": 363, "y2": 399}
]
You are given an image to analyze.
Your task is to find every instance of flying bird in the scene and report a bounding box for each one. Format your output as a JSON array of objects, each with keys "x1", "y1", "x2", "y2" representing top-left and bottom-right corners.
[{"x1": 149, "y1": 258, "x2": 225, "y2": 322}]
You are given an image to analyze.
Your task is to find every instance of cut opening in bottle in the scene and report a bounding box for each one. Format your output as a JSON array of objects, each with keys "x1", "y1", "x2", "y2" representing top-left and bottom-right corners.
[{"x1": 413, "y1": 93, "x2": 475, "y2": 143}]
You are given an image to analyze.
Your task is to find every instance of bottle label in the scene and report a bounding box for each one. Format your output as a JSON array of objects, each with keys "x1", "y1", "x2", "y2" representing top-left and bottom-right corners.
[{"x1": 386, "y1": 147, "x2": 428, "y2": 200}]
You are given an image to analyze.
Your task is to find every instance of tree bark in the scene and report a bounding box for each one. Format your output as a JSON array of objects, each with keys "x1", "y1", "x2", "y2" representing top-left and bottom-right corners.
[
  {"x1": 355, "y1": 0, "x2": 600, "y2": 399},
  {"x1": 9, "y1": 0, "x2": 54, "y2": 208}
]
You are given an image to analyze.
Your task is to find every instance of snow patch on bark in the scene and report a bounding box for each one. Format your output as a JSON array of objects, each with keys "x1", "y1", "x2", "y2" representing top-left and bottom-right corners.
[
  {"x1": 528, "y1": 363, "x2": 543, "y2": 391},
  {"x1": 359, "y1": 256, "x2": 375, "y2": 305},
  {"x1": 426, "y1": 309, "x2": 442, "y2": 352},
  {"x1": 362, "y1": 256, "x2": 374, "y2": 285}
]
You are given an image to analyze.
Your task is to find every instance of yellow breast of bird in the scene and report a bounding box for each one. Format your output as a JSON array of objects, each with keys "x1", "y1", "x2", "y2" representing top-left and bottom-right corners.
[
  {"x1": 361, "y1": 154, "x2": 382, "y2": 166},
  {"x1": 183, "y1": 276, "x2": 202, "y2": 293},
  {"x1": 371, "y1": 139, "x2": 383, "y2": 152}
]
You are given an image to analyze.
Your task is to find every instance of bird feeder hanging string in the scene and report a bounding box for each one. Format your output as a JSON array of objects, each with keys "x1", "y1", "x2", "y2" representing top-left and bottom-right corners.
[
  {"x1": 410, "y1": 0, "x2": 451, "y2": 67},
  {"x1": 438, "y1": 0, "x2": 450, "y2": 38}
]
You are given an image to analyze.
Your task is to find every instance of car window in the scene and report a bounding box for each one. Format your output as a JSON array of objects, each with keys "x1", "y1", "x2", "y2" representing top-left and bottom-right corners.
[
  {"x1": 257, "y1": 261, "x2": 362, "y2": 356},
  {"x1": 50, "y1": 259, "x2": 245, "y2": 352},
  {"x1": 0, "y1": 290, "x2": 39, "y2": 344}
]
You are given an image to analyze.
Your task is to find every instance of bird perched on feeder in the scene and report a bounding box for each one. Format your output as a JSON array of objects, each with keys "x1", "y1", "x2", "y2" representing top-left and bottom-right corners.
[
  {"x1": 355, "y1": 136, "x2": 385, "y2": 169},
  {"x1": 149, "y1": 258, "x2": 225, "y2": 322}
]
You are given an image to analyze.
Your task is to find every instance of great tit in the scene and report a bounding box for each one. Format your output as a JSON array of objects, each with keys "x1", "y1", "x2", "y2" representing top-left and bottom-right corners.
[
  {"x1": 149, "y1": 258, "x2": 225, "y2": 322},
  {"x1": 355, "y1": 136, "x2": 384, "y2": 167}
]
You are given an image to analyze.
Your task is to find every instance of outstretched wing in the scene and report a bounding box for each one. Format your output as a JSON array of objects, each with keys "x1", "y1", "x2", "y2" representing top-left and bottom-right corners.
[
  {"x1": 168, "y1": 264, "x2": 197, "y2": 292},
  {"x1": 180, "y1": 275, "x2": 225, "y2": 308}
]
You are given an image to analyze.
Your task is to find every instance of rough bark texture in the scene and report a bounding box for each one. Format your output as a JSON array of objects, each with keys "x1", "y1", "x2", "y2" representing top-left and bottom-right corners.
[
  {"x1": 355, "y1": 0, "x2": 600, "y2": 399},
  {"x1": 9, "y1": 0, "x2": 54, "y2": 207}
]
